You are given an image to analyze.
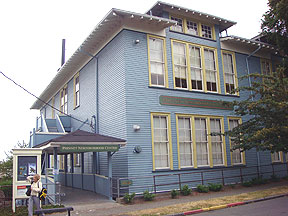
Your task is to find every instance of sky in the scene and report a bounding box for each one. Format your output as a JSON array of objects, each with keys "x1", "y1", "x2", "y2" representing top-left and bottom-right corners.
[{"x1": 0, "y1": 0, "x2": 269, "y2": 160}]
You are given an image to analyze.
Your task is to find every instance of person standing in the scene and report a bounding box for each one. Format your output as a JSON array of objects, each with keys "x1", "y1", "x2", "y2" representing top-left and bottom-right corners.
[{"x1": 27, "y1": 174, "x2": 44, "y2": 216}]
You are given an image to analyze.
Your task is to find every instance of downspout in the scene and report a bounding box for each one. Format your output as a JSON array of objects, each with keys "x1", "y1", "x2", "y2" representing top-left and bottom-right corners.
[
  {"x1": 78, "y1": 48, "x2": 100, "y2": 174},
  {"x1": 245, "y1": 45, "x2": 262, "y2": 175}
]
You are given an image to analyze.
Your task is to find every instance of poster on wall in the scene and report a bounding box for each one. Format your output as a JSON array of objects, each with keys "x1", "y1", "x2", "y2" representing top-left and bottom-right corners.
[
  {"x1": 28, "y1": 163, "x2": 36, "y2": 175},
  {"x1": 18, "y1": 166, "x2": 27, "y2": 178},
  {"x1": 17, "y1": 156, "x2": 37, "y2": 181}
]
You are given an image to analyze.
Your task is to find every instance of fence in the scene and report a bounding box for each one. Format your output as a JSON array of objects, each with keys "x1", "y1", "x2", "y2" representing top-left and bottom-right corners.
[
  {"x1": 112, "y1": 163, "x2": 288, "y2": 198},
  {"x1": 0, "y1": 185, "x2": 12, "y2": 208}
]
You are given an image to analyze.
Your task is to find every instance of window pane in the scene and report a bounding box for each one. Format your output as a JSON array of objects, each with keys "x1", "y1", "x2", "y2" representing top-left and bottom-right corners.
[
  {"x1": 187, "y1": 20, "x2": 198, "y2": 35},
  {"x1": 153, "y1": 115, "x2": 169, "y2": 169},
  {"x1": 210, "y1": 119, "x2": 223, "y2": 165},
  {"x1": 201, "y1": 24, "x2": 212, "y2": 39},
  {"x1": 229, "y1": 119, "x2": 243, "y2": 164},
  {"x1": 223, "y1": 53, "x2": 236, "y2": 94},
  {"x1": 195, "y1": 118, "x2": 209, "y2": 166},
  {"x1": 178, "y1": 117, "x2": 193, "y2": 167},
  {"x1": 149, "y1": 37, "x2": 165, "y2": 86},
  {"x1": 173, "y1": 42, "x2": 187, "y2": 88},
  {"x1": 171, "y1": 17, "x2": 183, "y2": 32},
  {"x1": 189, "y1": 46, "x2": 203, "y2": 90},
  {"x1": 204, "y1": 49, "x2": 217, "y2": 92}
]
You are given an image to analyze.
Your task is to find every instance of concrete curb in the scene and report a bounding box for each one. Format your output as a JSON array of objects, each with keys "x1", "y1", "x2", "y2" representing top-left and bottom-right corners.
[{"x1": 168, "y1": 193, "x2": 288, "y2": 216}]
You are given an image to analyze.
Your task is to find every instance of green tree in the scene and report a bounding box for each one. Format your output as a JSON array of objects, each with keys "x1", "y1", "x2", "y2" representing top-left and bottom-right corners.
[
  {"x1": 0, "y1": 141, "x2": 28, "y2": 180},
  {"x1": 225, "y1": 0, "x2": 288, "y2": 153},
  {"x1": 262, "y1": 0, "x2": 288, "y2": 57}
]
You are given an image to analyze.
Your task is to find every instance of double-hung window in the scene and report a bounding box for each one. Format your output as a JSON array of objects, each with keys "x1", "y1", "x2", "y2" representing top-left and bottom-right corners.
[
  {"x1": 60, "y1": 86, "x2": 68, "y2": 114},
  {"x1": 223, "y1": 52, "x2": 237, "y2": 94},
  {"x1": 148, "y1": 36, "x2": 167, "y2": 87},
  {"x1": 189, "y1": 45, "x2": 203, "y2": 90},
  {"x1": 178, "y1": 117, "x2": 193, "y2": 167},
  {"x1": 152, "y1": 114, "x2": 172, "y2": 170},
  {"x1": 173, "y1": 42, "x2": 188, "y2": 89},
  {"x1": 228, "y1": 118, "x2": 244, "y2": 165},
  {"x1": 195, "y1": 117, "x2": 209, "y2": 166},
  {"x1": 210, "y1": 118, "x2": 224, "y2": 165},
  {"x1": 204, "y1": 48, "x2": 217, "y2": 92},
  {"x1": 74, "y1": 74, "x2": 80, "y2": 108},
  {"x1": 170, "y1": 17, "x2": 183, "y2": 32}
]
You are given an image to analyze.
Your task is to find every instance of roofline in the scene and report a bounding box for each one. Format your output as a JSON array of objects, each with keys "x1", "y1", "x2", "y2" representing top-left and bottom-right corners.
[
  {"x1": 31, "y1": 8, "x2": 176, "y2": 110},
  {"x1": 146, "y1": 1, "x2": 236, "y2": 28},
  {"x1": 220, "y1": 35, "x2": 277, "y2": 50}
]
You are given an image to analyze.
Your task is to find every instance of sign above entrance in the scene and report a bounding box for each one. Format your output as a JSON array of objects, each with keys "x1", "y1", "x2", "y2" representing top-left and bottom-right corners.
[
  {"x1": 59, "y1": 144, "x2": 120, "y2": 153},
  {"x1": 159, "y1": 95, "x2": 234, "y2": 110}
]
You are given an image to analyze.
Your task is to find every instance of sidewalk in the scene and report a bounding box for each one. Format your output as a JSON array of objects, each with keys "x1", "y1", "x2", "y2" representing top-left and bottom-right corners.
[{"x1": 52, "y1": 181, "x2": 288, "y2": 216}]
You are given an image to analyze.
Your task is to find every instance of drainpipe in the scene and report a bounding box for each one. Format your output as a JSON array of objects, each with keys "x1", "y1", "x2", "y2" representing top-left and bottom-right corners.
[
  {"x1": 245, "y1": 45, "x2": 262, "y2": 175},
  {"x1": 78, "y1": 48, "x2": 100, "y2": 174}
]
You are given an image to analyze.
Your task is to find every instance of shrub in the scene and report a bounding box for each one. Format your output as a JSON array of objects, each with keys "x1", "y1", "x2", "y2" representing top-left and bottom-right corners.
[
  {"x1": 271, "y1": 174, "x2": 280, "y2": 182},
  {"x1": 181, "y1": 185, "x2": 192, "y2": 196},
  {"x1": 123, "y1": 192, "x2": 136, "y2": 204},
  {"x1": 196, "y1": 185, "x2": 209, "y2": 193},
  {"x1": 251, "y1": 177, "x2": 267, "y2": 185},
  {"x1": 143, "y1": 190, "x2": 155, "y2": 201},
  {"x1": 242, "y1": 181, "x2": 253, "y2": 187},
  {"x1": 208, "y1": 183, "x2": 223, "y2": 192},
  {"x1": 171, "y1": 189, "x2": 179, "y2": 199}
]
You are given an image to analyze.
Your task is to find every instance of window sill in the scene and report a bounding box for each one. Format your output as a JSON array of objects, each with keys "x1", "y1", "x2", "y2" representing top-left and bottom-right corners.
[
  {"x1": 169, "y1": 29, "x2": 217, "y2": 42},
  {"x1": 148, "y1": 86, "x2": 240, "y2": 98},
  {"x1": 152, "y1": 165, "x2": 245, "y2": 173}
]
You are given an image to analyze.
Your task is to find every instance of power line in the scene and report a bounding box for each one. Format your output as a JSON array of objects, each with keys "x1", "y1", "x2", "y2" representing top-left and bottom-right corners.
[{"x1": 0, "y1": 70, "x2": 91, "y2": 127}]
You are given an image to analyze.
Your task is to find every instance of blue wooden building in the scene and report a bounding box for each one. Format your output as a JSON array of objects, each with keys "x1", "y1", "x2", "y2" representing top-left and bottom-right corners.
[{"x1": 29, "y1": 1, "x2": 287, "y2": 199}]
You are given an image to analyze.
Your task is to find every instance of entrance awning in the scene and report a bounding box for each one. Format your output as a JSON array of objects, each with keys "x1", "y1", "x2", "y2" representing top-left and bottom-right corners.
[{"x1": 33, "y1": 129, "x2": 126, "y2": 154}]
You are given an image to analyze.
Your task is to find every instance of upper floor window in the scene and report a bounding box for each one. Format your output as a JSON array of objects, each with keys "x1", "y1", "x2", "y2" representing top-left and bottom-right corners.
[
  {"x1": 74, "y1": 73, "x2": 80, "y2": 108},
  {"x1": 189, "y1": 45, "x2": 203, "y2": 90},
  {"x1": 204, "y1": 48, "x2": 217, "y2": 92},
  {"x1": 201, "y1": 24, "x2": 213, "y2": 39},
  {"x1": 60, "y1": 85, "x2": 68, "y2": 114},
  {"x1": 148, "y1": 36, "x2": 167, "y2": 87},
  {"x1": 173, "y1": 42, "x2": 188, "y2": 89},
  {"x1": 261, "y1": 59, "x2": 272, "y2": 75},
  {"x1": 222, "y1": 51, "x2": 238, "y2": 95},
  {"x1": 171, "y1": 40, "x2": 220, "y2": 93},
  {"x1": 170, "y1": 16, "x2": 183, "y2": 32},
  {"x1": 187, "y1": 20, "x2": 199, "y2": 36},
  {"x1": 170, "y1": 15, "x2": 215, "y2": 40},
  {"x1": 228, "y1": 118, "x2": 245, "y2": 165},
  {"x1": 151, "y1": 113, "x2": 172, "y2": 170}
]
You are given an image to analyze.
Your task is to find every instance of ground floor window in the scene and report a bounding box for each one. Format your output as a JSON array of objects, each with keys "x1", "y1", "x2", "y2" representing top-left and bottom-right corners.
[
  {"x1": 176, "y1": 114, "x2": 226, "y2": 168},
  {"x1": 151, "y1": 113, "x2": 172, "y2": 170},
  {"x1": 228, "y1": 118, "x2": 245, "y2": 165},
  {"x1": 271, "y1": 152, "x2": 282, "y2": 163}
]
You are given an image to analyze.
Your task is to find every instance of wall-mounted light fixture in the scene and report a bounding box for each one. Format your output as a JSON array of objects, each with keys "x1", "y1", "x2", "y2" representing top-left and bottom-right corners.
[
  {"x1": 135, "y1": 39, "x2": 140, "y2": 44},
  {"x1": 133, "y1": 124, "x2": 140, "y2": 131},
  {"x1": 133, "y1": 145, "x2": 142, "y2": 153}
]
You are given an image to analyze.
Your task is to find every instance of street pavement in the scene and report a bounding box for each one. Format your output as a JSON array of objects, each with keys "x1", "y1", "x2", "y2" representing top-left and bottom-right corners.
[
  {"x1": 51, "y1": 181, "x2": 288, "y2": 216},
  {"x1": 199, "y1": 196, "x2": 288, "y2": 216}
]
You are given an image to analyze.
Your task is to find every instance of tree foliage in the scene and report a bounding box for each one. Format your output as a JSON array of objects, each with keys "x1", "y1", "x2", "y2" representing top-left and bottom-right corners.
[
  {"x1": 227, "y1": 68, "x2": 288, "y2": 152},
  {"x1": 0, "y1": 141, "x2": 28, "y2": 180},
  {"x1": 226, "y1": 0, "x2": 288, "y2": 153},
  {"x1": 262, "y1": 0, "x2": 288, "y2": 56}
]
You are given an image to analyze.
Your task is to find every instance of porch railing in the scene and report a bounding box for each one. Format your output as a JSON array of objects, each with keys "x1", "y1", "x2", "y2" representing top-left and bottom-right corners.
[{"x1": 112, "y1": 162, "x2": 288, "y2": 198}]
